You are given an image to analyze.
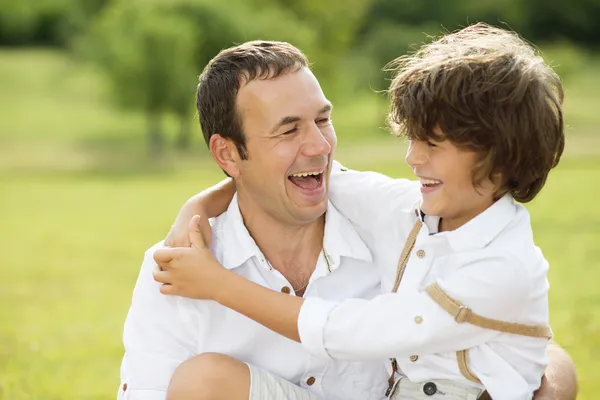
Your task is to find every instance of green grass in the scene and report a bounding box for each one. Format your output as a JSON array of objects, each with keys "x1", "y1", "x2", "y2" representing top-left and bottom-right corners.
[{"x1": 1, "y1": 48, "x2": 600, "y2": 399}]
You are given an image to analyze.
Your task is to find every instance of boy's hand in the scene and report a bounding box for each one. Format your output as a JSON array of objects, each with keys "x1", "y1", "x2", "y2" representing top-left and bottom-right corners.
[
  {"x1": 153, "y1": 215, "x2": 223, "y2": 300},
  {"x1": 164, "y1": 206, "x2": 212, "y2": 248}
]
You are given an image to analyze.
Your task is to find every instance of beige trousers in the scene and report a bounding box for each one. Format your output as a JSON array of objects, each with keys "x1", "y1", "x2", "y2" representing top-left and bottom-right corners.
[{"x1": 388, "y1": 376, "x2": 484, "y2": 400}]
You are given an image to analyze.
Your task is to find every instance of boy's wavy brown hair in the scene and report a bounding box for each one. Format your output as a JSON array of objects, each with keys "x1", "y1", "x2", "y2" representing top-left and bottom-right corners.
[{"x1": 387, "y1": 23, "x2": 564, "y2": 203}]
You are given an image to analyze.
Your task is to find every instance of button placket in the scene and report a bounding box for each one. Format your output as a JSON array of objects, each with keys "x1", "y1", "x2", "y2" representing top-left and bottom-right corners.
[{"x1": 256, "y1": 259, "x2": 295, "y2": 293}]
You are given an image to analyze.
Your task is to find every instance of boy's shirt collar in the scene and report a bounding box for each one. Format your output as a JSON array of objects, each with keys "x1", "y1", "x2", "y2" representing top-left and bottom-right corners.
[{"x1": 418, "y1": 194, "x2": 517, "y2": 251}]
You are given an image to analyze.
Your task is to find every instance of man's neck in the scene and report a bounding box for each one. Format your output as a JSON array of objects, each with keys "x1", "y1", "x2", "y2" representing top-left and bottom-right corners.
[{"x1": 237, "y1": 198, "x2": 325, "y2": 277}]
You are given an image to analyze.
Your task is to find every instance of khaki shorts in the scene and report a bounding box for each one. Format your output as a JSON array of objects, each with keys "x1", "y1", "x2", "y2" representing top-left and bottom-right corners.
[
  {"x1": 388, "y1": 376, "x2": 484, "y2": 400},
  {"x1": 246, "y1": 363, "x2": 322, "y2": 400}
]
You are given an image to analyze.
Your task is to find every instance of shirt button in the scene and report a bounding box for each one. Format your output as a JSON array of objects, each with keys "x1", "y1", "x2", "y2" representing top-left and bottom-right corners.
[
  {"x1": 416, "y1": 249, "x2": 426, "y2": 258},
  {"x1": 423, "y1": 382, "x2": 437, "y2": 396},
  {"x1": 281, "y1": 286, "x2": 291, "y2": 294},
  {"x1": 409, "y1": 355, "x2": 419, "y2": 362},
  {"x1": 414, "y1": 316, "x2": 423, "y2": 324},
  {"x1": 306, "y1": 376, "x2": 316, "y2": 386},
  {"x1": 122, "y1": 383, "x2": 128, "y2": 391}
]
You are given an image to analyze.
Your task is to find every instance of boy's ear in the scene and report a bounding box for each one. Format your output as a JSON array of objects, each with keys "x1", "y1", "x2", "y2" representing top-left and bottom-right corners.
[{"x1": 209, "y1": 134, "x2": 241, "y2": 178}]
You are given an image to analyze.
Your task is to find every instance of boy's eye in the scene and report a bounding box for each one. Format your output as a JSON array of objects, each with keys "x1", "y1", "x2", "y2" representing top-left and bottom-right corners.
[
  {"x1": 316, "y1": 118, "x2": 331, "y2": 126},
  {"x1": 427, "y1": 141, "x2": 437, "y2": 147},
  {"x1": 283, "y1": 127, "x2": 298, "y2": 135}
]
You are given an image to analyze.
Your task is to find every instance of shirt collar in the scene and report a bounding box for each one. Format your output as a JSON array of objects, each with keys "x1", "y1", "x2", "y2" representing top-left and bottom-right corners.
[
  {"x1": 421, "y1": 194, "x2": 517, "y2": 252},
  {"x1": 219, "y1": 194, "x2": 262, "y2": 270},
  {"x1": 323, "y1": 201, "x2": 373, "y2": 269},
  {"x1": 219, "y1": 194, "x2": 372, "y2": 270}
]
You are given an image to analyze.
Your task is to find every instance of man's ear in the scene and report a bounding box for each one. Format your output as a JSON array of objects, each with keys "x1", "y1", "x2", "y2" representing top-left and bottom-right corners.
[{"x1": 209, "y1": 134, "x2": 241, "y2": 177}]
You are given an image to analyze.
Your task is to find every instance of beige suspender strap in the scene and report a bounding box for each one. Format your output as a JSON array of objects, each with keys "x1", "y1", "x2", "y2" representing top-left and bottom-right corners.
[
  {"x1": 391, "y1": 219, "x2": 423, "y2": 293},
  {"x1": 386, "y1": 218, "x2": 423, "y2": 398},
  {"x1": 457, "y1": 349, "x2": 481, "y2": 383},
  {"x1": 425, "y1": 283, "x2": 553, "y2": 338}
]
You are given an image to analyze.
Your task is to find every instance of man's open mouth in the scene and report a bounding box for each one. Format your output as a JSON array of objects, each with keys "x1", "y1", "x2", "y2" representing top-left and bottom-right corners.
[{"x1": 288, "y1": 171, "x2": 324, "y2": 190}]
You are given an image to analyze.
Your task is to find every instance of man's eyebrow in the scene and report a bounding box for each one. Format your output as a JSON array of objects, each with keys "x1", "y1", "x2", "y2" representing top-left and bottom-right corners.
[{"x1": 269, "y1": 104, "x2": 333, "y2": 135}]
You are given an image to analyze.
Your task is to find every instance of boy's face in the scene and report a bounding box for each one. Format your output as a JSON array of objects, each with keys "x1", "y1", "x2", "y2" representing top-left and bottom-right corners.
[{"x1": 405, "y1": 127, "x2": 497, "y2": 232}]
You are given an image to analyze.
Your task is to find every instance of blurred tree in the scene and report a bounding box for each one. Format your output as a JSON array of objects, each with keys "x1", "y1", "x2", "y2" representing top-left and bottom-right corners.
[
  {"x1": 358, "y1": 0, "x2": 600, "y2": 57},
  {"x1": 249, "y1": 0, "x2": 376, "y2": 95},
  {"x1": 522, "y1": 0, "x2": 600, "y2": 45},
  {"x1": 83, "y1": 0, "x2": 320, "y2": 153},
  {"x1": 85, "y1": 0, "x2": 198, "y2": 155},
  {"x1": 0, "y1": 0, "x2": 108, "y2": 46}
]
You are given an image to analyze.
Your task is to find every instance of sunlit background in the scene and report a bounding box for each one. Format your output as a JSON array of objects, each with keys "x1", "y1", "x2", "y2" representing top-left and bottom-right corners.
[{"x1": 1, "y1": 0, "x2": 599, "y2": 398}]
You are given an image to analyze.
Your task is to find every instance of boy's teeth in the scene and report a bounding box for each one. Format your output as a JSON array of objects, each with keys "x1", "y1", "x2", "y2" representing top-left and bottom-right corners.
[{"x1": 420, "y1": 178, "x2": 441, "y2": 185}]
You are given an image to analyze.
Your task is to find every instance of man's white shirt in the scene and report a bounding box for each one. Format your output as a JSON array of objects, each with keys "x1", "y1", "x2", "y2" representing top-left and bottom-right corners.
[
  {"x1": 298, "y1": 165, "x2": 550, "y2": 399},
  {"x1": 119, "y1": 193, "x2": 389, "y2": 400}
]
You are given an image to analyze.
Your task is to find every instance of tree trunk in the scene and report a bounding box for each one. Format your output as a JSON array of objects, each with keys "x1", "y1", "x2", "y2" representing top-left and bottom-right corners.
[
  {"x1": 176, "y1": 113, "x2": 193, "y2": 151},
  {"x1": 147, "y1": 111, "x2": 164, "y2": 157}
]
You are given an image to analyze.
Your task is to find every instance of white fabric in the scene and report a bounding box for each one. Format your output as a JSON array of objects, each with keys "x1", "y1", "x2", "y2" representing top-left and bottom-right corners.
[
  {"x1": 247, "y1": 363, "x2": 321, "y2": 400},
  {"x1": 298, "y1": 164, "x2": 550, "y2": 400},
  {"x1": 118, "y1": 194, "x2": 389, "y2": 400}
]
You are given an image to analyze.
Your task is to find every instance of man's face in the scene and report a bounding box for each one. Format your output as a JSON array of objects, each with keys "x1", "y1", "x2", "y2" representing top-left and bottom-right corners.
[
  {"x1": 405, "y1": 127, "x2": 497, "y2": 231},
  {"x1": 233, "y1": 67, "x2": 336, "y2": 225}
]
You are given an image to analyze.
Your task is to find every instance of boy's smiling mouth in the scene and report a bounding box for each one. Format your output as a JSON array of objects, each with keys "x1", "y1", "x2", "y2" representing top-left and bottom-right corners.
[{"x1": 418, "y1": 176, "x2": 443, "y2": 193}]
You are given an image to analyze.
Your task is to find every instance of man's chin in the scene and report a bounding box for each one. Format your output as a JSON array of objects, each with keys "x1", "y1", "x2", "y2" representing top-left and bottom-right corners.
[{"x1": 291, "y1": 201, "x2": 328, "y2": 223}]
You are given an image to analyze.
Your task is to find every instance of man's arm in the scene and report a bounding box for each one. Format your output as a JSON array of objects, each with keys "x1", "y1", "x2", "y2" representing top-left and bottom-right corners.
[
  {"x1": 119, "y1": 244, "x2": 199, "y2": 400},
  {"x1": 534, "y1": 342, "x2": 578, "y2": 400}
]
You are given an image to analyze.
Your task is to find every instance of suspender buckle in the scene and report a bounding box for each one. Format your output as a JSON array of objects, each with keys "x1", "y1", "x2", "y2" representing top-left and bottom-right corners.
[{"x1": 454, "y1": 305, "x2": 472, "y2": 323}]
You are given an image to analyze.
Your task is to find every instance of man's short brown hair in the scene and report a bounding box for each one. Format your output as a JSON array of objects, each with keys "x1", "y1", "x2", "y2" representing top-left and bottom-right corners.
[
  {"x1": 196, "y1": 41, "x2": 308, "y2": 160},
  {"x1": 387, "y1": 23, "x2": 565, "y2": 203}
]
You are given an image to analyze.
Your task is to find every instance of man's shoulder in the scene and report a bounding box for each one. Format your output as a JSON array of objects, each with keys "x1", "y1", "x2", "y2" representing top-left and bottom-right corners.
[
  {"x1": 209, "y1": 210, "x2": 228, "y2": 237},
  {"x1": 206, "y1": 211, "x2": 234, "y2": 261}
]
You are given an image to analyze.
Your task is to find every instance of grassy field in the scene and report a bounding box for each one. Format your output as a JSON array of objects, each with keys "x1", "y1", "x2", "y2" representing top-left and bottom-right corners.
[{"x1": 1, "y1": 48, "x2": 599, "y2": 399}]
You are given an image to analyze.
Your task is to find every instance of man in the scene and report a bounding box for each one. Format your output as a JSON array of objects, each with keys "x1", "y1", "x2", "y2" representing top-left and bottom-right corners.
[
  {"x1": 119, "y1": 40, "x2": 388, "y2": 400},
  {"x1": 119, "y1": 40, "x2": 577, "y2": 399}
]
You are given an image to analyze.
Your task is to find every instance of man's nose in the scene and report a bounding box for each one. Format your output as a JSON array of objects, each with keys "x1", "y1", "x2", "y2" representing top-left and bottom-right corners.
[{"x1": 303, "y1": 123, "x2": 332, "y2": 157}]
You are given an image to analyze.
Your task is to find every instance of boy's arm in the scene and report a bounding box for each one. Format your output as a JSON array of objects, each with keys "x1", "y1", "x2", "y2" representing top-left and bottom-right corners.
[
  {"x1": 534, "y1": 342, "x2": 578, "y2": 399},
  {"x1": 164, "y1": 178, "x2": 235, "y2": 247},
  {"x1": 155, "y1": 236, "x2": 529, "y2": 359}
]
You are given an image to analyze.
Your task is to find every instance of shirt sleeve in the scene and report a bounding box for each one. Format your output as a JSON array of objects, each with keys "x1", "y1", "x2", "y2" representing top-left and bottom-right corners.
[
  {"x1": 118, "y1": 244, "x2": 199, "y2": 400},
  {"x1": 298, "y1": 254, "x2": 531, "y2": 360},
  {"x1": 328, "y1": 161, "x2": 421, "y2": 231}
]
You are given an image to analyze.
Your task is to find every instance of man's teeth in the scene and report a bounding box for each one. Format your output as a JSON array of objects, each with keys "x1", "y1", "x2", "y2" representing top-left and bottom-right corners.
[
  {"x1": 291, "y1": 171, "x2": 323, "y2": 178},
  {"x1": 420, "y1": 178, "x2": 442, "y2": 185}
]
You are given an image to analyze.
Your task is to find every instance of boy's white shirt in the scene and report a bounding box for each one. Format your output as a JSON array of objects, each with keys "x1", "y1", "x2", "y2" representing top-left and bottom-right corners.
[{"x1": 298, "y1": 162, "x2": 550, "y2": 400}]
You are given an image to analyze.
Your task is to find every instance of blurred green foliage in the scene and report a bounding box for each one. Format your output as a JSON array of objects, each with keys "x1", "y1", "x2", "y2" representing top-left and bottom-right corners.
[{"x1": 2, "y1": 0, "x2": 598, "y2": 153}]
